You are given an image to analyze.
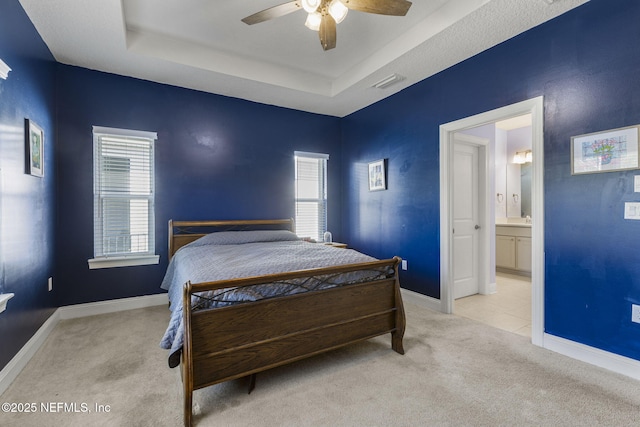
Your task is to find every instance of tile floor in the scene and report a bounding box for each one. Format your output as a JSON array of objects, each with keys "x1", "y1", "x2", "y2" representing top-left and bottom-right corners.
[{"x1": 454, "y1": 273, "x2": 531, "y2": 338}]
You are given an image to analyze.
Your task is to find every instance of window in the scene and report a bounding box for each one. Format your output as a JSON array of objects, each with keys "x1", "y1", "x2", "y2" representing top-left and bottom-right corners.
[
  {"x1": 294, "y1": 151, "x2": 328, "y2": 242},
  {"x1": 88, "y1": 126, "x2": 159, "y2": 269}
]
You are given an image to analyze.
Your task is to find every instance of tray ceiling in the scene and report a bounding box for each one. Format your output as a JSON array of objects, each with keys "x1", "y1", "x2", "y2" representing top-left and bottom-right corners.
[{"x1": 19, "y1": 0, "x2": 588, "y2": 117}]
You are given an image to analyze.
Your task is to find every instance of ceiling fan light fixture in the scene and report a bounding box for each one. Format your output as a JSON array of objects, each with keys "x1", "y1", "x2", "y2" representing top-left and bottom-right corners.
[
  {"x1": 301, "y1": 0, "x2": 321, "y2": 13},
  {"x1": 305, "y1": 12, "x2": 322, "y2": 31},
  {"x1": 241, "y1": 0, "x2": 413, "y2": 50},
  {"x1": 328, "y1": 0, "x2": 348, "y2": 24}
]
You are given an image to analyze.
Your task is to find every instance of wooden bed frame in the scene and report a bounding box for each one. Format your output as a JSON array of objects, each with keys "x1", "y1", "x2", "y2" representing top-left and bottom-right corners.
[{"x1": 167, "y1": 219, "x2": 406, "y2": 426}]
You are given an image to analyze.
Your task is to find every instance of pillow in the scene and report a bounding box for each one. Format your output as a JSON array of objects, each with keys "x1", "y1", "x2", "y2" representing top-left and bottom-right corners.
[{"x1": 188, "y1": 230, "x2": 300, "y2": 247}]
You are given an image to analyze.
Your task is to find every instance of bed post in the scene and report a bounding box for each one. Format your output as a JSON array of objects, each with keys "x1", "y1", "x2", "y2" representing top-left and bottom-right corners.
[
  {"x1": 182, "y1": 282, "x2": 194, "y2": 427},
  {"x1": 391, "y1": 256, "x2": 406, "y2": 355}
]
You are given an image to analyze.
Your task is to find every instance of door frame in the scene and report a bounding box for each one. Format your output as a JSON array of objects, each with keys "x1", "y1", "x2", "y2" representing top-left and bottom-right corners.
[
  {"x1": 452, "y1": 134, "x2": 491, "y2": 299},
  {"x1": 439, "y1": 96, "x2": 545, "y2": 347}
]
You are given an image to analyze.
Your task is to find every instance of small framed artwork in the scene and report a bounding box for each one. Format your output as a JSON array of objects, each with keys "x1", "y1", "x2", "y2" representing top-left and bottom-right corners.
[
  {"x1": 368, "y1": 159, "x2": 387, "y2": 191},
  {"x1": 571, "y1": 125, "x2": 639, "y2": 175},
  {"x1": 25, "y1": 119, "x2": 44, "y2": 177}
]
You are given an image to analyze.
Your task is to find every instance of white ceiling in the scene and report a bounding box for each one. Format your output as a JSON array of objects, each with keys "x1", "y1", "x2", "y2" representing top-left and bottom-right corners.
[{"x1": 19, "y1": 0, "x2": 588, "y2": 117}]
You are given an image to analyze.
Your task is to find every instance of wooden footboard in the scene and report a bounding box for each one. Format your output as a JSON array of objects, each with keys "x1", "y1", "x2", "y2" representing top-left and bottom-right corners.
[{"x1": 180, "y1": 257, "x2": 405, "y2": 427}]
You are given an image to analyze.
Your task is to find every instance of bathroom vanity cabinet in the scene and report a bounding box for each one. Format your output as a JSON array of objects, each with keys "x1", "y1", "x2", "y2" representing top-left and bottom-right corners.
[{"x1": 496, "y1": 225, "x2": 531, "y2": 275}]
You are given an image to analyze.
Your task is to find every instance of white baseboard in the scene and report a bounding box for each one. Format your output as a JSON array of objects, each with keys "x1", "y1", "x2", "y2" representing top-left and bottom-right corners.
[
  {"x1": 0, "y1": 309, "x2": 60, "y2": 396},
  {"x1": 401, "y1": 288, "x2": 442, "y2": 312},
  {"x1": 483, "y1": 281, "x2": 497, "y2": 295},
  {"x1": 57, "y1": 293, "x2": 167, "y2": 320},
  {"x1": 400, "y1": 288, "x2": 640, "y2": 381},
  {"x1": 2, "y1": 292, "x2": 638, "y2": 397},
  {"x1": 0, "y1": 293, "x2": 167, "y2": 396},
  {"x1": 543, "y1": 333, "x2": 640, "y2": 381}
]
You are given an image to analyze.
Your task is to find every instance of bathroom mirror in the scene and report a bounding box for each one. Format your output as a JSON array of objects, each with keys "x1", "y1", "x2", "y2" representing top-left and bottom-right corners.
[{"x1": 504, "y1": 163, "x2": 531, "y2": 218}]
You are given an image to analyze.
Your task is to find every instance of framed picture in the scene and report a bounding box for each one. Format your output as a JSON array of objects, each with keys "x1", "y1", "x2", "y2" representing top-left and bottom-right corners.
[
  {"x1": 25, "y1": 119, "x2": 44, "y2": 177},
  {"x1": 571, "y1": 125, "x2": 639, "y2": 175},
  {"x1": 368, "y1": 159, "x2": 387, "y2": 191}
]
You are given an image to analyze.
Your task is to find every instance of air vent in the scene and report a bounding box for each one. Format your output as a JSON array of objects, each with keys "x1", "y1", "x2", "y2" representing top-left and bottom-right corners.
[{"x1": 372, "y1": 73, "x2": 405, "y2": 89}]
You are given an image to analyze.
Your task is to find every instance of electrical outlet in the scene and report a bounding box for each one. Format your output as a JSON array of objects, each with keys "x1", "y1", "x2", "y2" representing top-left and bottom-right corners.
[
  {"x1": 48, "y1": 277, "x2": 53, "y2": 292},
  {"x1": 401, "y1": 260, "x2": 408, "y2": 271},
  {"x1": 632, "y1": 304, "x2": 640, "y2": 324}
]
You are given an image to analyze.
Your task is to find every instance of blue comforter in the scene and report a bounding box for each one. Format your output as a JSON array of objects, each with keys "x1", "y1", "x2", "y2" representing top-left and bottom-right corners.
[{"x1": 159, "y1": 230, "x2": 385, "y2": 367}]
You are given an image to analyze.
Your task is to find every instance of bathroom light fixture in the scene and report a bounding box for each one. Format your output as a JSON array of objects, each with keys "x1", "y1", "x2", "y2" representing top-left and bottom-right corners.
[
  {"x1": 513, "y1": 150, "x2": 532, "y2": 164},
  {"x1": 0, "y1": 59, "x2": 11, "y2": 80}
]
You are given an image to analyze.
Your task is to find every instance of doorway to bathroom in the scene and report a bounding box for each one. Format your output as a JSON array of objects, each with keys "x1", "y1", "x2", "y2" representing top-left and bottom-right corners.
[
  {"x1": 455, "y1": 114, "x2": 533, "y2": 337},
  {"x1": 439, "y1": 97, "x2": 544, "y2": 347}
]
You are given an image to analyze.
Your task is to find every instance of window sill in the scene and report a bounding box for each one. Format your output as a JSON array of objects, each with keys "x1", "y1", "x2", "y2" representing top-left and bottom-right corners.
[{"x1": 88, "y1": 255, "x2": 159, "y2": 270}]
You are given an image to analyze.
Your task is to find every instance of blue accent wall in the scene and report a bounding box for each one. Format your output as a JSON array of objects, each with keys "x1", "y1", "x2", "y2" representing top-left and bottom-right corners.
[
  {"x1": 55, "y1": 65, "x2": 342, "y2": 306},
  {"x1": 342, "y1": 0, "x2": 640, "y2": 361},
  {"x1": 0, "y1": 1, "x2": 57, "y2": 369}
]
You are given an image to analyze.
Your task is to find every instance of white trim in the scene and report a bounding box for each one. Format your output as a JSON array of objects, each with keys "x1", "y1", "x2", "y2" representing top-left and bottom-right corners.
[
  {"x1": 486, "y1": 282, "x2": 497, "y2": 295},
  {"x1": 92, "y1": 125, "x2": 157, "y2": 140},
  {"x1": 294, "y1": 151, "x2": 329, "y2": 160},
  {"x1": 397, "y1": 290, "x2": 640, "y2": 382},
  {"x1": 0, "y1": 59, "x2": 11, "y2": 80},
  {"x1": 57, "y1": 293, "x2": 167, "y2": 319},
  {"x1": 0, "y1": 293, "x2": 15, "y2": 314},
  {"x1": 400, "y1": 288, "x2": 442, "y2": 312},
  {"x1": 0, "y1": 309, "x2": 60, "y2": 396},
  {"x1": 544, "y1": 333, "x2": 640, "y2": 381},
  {"x1": 88, "y1": 255, "x2": 160, "y2": 270},
  {"x1": 439, "y1": 124, "x2": 454, "y2": 314},
  {"x1": 440, "y1": 96, "x2": 545, "y2": 346},
  {"x1": 92, "y1": 129, "x2": 157, "y2": 262},
  {"x1": 295, "y1": 152, "x2": 329, "y2": 242},
  {"x1": 1, "y1": 292, "x2": 639, "y2": 398},
  {"x1": 0, "y1": 293, "x2": 167, "y2": 395}
]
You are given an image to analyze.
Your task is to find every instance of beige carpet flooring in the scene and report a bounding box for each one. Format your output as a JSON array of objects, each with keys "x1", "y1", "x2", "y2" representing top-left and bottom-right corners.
[{"x1": 1, "y1": 301, "x2": 639, "y2": 426}]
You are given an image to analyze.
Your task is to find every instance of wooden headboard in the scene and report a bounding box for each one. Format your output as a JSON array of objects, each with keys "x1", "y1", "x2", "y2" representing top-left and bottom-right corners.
[{"x1": 168, "y1": 219, "x2": 295, "y2": 259}]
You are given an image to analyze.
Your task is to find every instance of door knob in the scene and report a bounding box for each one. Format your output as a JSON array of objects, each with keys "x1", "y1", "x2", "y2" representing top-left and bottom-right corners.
[{"x1": 475, "y1": 224, "x2": 481, "y2": 230}]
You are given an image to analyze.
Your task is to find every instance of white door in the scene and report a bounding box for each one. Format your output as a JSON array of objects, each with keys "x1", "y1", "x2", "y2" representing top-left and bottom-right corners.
[{"x1": 453, "y1": 142, "x2": 479, "y2": 299}]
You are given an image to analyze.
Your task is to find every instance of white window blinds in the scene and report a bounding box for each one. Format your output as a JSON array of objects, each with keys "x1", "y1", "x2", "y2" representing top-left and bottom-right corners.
[
  {"x1": 92, "y1": 127, "x2": 157, "y2": 263},
  {"x1": 294, "y1": 151, "x2": 328, "y2": 242}
]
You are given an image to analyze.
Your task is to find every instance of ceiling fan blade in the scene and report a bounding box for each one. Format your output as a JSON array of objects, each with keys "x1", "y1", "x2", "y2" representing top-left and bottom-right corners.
[
  {"x1": 242, "y1": 1, "x2": 301, "y2": 25},
  {"x1": 342, "y1": 0, "x2": 412, "y2": 16},
  {"x1": 319, "y1": 13, "x2": 337, "y2": 51}
]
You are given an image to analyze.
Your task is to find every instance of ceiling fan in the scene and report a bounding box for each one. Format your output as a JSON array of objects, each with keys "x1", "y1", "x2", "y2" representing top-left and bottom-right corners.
[{"x1": 241, "y1": 0, "x2": 413, "y2": 51}]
